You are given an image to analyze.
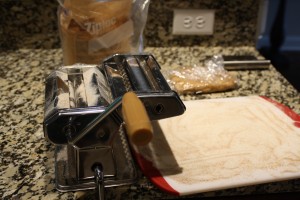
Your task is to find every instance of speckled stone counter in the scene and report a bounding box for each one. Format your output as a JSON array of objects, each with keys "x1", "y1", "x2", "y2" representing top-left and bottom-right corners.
[
  {"x1": 1, "y1": 46, "x2": 300, "y2": 199},
  {"x1": 0, "y1": 0, "x2": 299, "y2": 198}
]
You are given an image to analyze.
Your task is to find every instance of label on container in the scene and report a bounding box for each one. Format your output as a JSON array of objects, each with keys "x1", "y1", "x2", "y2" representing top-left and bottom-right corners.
[{"x1": 88, "y1": 20, "x2": 134, "y2": 53}]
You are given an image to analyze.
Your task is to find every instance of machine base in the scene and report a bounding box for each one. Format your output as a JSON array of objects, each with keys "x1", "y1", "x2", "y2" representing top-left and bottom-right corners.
[{"x1": 54, "y1": 127, "x2": 138, "y2": 192}]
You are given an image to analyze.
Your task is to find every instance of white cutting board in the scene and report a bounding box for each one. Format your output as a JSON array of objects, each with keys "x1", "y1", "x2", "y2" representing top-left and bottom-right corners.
[{"x1": 133, "y1": 96, "x2": 300, "y2": 196}]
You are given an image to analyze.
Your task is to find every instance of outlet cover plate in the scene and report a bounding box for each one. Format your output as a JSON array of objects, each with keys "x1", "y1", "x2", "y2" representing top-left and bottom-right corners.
[{"x1": 172, "y1": 9, "x2": 215, "y2": 35}]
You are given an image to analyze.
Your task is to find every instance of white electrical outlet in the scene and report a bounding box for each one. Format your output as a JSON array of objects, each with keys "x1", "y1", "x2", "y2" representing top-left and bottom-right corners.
[{"x1": 172, "y1": 9, "x2": 215, "y2": 35}]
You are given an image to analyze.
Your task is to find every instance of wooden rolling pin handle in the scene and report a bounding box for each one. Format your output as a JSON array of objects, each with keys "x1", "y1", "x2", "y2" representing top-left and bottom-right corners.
[{"x1": 122, "y1": 92, "x2": 153, "y2": 146}]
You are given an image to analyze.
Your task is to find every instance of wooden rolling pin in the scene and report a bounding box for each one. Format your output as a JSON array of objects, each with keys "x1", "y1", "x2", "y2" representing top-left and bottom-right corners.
[{"x1": 122, "y1": 92, "x2": 153, "y2": 146}]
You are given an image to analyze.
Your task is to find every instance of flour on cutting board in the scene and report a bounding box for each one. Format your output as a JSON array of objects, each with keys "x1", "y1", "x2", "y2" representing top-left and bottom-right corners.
[{"x1": 135, "y1": 96, "x2": 300, "y2": 195}]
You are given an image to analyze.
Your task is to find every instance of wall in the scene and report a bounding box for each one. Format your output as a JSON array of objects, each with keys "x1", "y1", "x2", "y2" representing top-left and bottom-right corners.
[
  {"x1": 0, "y1": 1, "x2": 58, "y2": 50},
  {"x1": 281, "y1": 1, "x2": 300, "y2": 51},
  {"x1": 256, "y1": 0, "x2": 300, "y2": 52},
  {"x1": 145, "y1": 0, "x2": 259, "y2": 47},
  {"x1": 0, "y1": 0, "x2": 259, "y2": 50}
]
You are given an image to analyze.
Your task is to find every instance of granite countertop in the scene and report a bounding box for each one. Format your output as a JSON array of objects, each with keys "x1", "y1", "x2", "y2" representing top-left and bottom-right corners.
[{"x1": 1, "y1": 46, "x2": 300, "y2": 200}]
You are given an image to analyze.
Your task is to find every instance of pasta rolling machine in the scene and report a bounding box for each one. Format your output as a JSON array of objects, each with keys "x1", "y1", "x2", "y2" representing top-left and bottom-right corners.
[{"x1": 43, "y1": 54, "x2": 186, "y2": 199}]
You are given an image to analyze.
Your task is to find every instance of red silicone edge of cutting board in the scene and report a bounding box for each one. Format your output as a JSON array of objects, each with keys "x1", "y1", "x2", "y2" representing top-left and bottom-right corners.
[
  {"x1": 133, "y1": 151, "x2": 180, "y2": 196},
  {"x1": 260, "y1": 96, "x2": 300, "y2": 128}
]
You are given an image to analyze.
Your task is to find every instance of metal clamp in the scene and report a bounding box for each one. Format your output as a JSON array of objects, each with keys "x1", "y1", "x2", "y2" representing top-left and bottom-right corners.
[{"x1": 94, "y1": 163, "x2": 105, "y2": 200}]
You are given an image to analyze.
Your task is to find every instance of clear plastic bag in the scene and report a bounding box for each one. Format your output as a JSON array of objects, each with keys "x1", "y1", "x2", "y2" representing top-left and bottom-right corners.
[
  {"x1": 57, "y1": 0, "x2": 150, "y2": 65},
  {"x1": 167, "y1": 55, "x2": 238, "y2": 94}
]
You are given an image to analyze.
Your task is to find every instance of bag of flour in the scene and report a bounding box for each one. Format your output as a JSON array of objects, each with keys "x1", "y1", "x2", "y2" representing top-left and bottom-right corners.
[{"x1": 57, "y1": 0, "x2": 150, "y2": 65}]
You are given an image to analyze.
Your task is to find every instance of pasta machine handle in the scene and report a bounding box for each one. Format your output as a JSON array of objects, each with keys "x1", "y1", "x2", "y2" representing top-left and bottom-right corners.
[{"x1": 122, "y1": 92, "x2": 153, "y2": 146}]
